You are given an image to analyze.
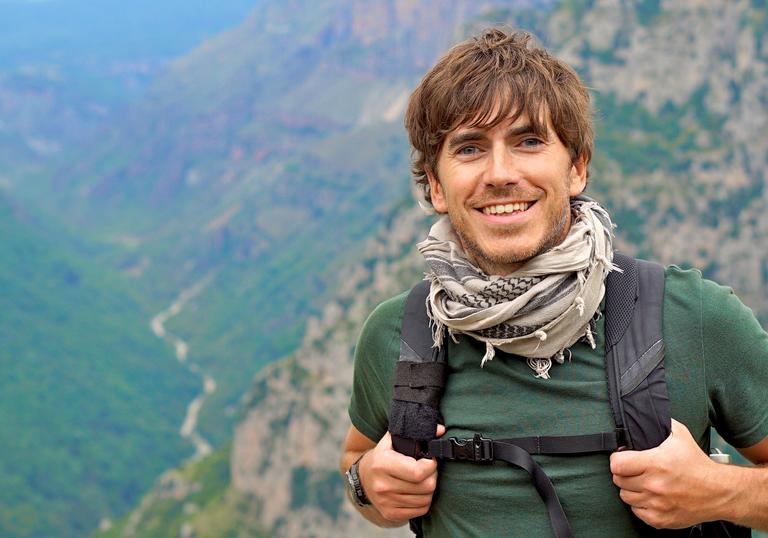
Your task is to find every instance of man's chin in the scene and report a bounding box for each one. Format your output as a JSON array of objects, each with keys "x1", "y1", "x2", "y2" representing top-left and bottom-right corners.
[{"x1": 465, "y1": 245, "x2": 535, "y2": 275}]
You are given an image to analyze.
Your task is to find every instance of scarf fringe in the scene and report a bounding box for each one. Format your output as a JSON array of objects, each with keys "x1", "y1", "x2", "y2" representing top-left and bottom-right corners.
[
  {"x1": 527, "y1": 357, "x2": 553, "y2": 379},
  {"x1": 481, "y1": 341, "x2": 495, "y2": 368}
]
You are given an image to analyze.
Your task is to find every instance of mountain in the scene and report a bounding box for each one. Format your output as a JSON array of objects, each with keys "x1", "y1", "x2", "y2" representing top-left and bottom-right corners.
[
  {"x1": 558, "y1": 0, "x2": 768, "y2": 317},
  {"x1": 18, "y1": 0, "x2": 516, "y2": 449},
  {"x1": 98, "y1": 1, "x2": 768, "y2": 537},
  {"x1": 0, "y1": 194, "x2": 200, "y2": 538},
  {"x1": 0, "y1": 0, "x2": 262, "y2": 209}
]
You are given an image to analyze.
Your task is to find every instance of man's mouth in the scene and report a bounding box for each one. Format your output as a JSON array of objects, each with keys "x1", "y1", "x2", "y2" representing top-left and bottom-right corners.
[{"x1": 481, "y1": 202, "x2": 533, "y2": 215}]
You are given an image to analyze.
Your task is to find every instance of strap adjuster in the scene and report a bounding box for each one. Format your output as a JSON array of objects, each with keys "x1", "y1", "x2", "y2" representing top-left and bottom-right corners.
[
  {"x1": 449, "y1": 433, "x2": 494, "y2": 463},
  {"x1": 615, "y1": 428, "x2": 631, "y2": 449}
]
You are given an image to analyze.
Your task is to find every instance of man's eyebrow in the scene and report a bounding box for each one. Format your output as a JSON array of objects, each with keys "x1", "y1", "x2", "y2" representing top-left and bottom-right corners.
[
  {"x1": 446, "y1": 130, "x2": 486, "y2": 150},
  {"x1": 505, "y1": 124, "x2": 540, "y2": 137}
]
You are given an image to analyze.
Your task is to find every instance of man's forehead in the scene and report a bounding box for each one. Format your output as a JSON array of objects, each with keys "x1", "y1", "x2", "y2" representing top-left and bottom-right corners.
[{"x1": 449, "y1": 110, "x2": 551, "y2": 137}]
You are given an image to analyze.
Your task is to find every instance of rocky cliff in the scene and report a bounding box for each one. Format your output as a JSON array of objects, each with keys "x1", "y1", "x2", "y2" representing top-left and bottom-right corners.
[
  {"x1": 555, "y1": 0, "x2": 768, "y2": 314},
  {"x1": 231, "y1": 204, "x2": 428, "y2": 537}
]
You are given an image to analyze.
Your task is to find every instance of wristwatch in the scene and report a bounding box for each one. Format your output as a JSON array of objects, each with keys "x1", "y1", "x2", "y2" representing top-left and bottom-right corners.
[{"x1": 345, "y1": 453, "x2": 371, "y2": 507}]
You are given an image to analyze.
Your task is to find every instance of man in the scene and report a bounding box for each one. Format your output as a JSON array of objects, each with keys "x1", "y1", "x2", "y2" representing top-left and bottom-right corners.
[{"x1": 340, "y1": 28, "x2": 768, "y2": 536}]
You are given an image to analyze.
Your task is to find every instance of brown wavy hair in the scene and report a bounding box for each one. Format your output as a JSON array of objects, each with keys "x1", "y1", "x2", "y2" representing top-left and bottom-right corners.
[{"x1": 404, "y1": 28, "x2": 594, "y2": 206}]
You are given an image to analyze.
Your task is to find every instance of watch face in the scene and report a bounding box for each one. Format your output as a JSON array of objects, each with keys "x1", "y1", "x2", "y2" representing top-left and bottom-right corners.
[
  {"x1": 345, "y1": 468, "x2": 360, "y2": 502},
  {"x1": 345, "y1": 468, "x2": 356, "y2": 492}
]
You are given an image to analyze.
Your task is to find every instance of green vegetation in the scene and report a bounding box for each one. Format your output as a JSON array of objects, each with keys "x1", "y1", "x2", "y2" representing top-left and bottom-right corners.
[
  {"x1": 0, "y1": 196, "x2": 199, "y2": 537},
  {"x1": 594, "y1": 86, "x2": 725, "y2": 177},
  {"x1": 94, "y1": 445, "x2": 271, "y2": 538},
  {"x1": 561, "y1": 0, "x2": 596, "y2": 21},
  {"x1": 288, "y1": 462, "x2": 345, "y2": 519}
]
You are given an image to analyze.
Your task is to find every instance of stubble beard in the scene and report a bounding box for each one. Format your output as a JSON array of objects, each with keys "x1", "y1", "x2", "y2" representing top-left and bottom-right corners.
[{"x1": 451, "y1": 198, "x2": 572, "y2": 276}]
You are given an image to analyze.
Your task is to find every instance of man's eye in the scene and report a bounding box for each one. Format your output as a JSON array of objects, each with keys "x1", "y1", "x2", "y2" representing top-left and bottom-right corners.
[
  {"x1": 520, "y1": 138, "x2": 543, "y2": 147},
  {"x1": 458, "y1": 145, "x2": 479, "y2": 155}
]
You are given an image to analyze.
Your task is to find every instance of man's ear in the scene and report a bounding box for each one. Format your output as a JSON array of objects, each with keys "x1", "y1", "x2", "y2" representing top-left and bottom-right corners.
[
  {"x1": 568, "y1": 156, "x2": 588, "y2": 197},
  {"x1": 426, "y1": 168, "x2": 447, "y2": 213}
]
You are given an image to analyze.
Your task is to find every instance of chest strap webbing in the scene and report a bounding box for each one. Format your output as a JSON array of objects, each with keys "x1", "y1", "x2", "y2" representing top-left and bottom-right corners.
[
  {"x1": 428, "y1": 433, "x2": 574, "y2": 538},
  {"x1": 423, "y1": 432, "x2": 622, "y2": 538}
]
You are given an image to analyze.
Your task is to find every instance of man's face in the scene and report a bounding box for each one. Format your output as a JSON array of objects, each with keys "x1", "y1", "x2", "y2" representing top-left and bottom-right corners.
[{"x1": 427, "y1": 112, "x2": 587, "y2": 276}]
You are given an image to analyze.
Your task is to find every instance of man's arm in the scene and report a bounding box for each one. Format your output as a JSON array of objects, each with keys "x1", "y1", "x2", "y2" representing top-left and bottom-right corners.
[
  {"x1": 339, "y1": 424, "x2": 443, "y2": 527},
  {"x1": 610, "y1": 419, "x2": 768, "y2": 530}
]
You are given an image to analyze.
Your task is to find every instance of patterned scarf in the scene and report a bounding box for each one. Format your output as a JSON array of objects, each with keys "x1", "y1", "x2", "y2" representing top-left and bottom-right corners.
[{"x1": 417, "y1": 198, "x2": 617, "y2": 378}]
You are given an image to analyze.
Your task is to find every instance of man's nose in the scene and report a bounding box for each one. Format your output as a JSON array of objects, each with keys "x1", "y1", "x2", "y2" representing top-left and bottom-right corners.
[{"x1": 485, "y1": 146, "x2": 519, "y2": 187}]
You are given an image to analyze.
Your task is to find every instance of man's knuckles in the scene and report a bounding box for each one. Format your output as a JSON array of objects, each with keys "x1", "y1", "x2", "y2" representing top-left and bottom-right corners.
[
  {"x1": 395, "y1": 457, "x2": 436, "y2": 483},
  {"x1": 644, "y1": 477, "x2": 673, "y2": 497},
  {"x1": 609, "y1": 453, "x2": 640, "y2": 476},
  {"x1": 633, "y1": 507, "x2": 680, "y2": 530}
]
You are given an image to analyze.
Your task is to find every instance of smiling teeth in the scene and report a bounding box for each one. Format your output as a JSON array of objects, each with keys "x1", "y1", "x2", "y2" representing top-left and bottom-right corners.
[{"x1": 483, "y1": 202, "x2": 531, "y2": 215}]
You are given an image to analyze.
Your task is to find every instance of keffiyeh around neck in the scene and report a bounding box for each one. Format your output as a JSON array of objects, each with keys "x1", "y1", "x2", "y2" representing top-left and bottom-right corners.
[{"x1": 417, "y1": 198, "x2": 617, "y2": 379}]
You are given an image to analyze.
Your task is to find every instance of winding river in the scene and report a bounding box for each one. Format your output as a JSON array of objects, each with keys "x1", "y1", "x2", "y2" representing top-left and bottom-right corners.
[{"x1": 149, "y1": 276, "x2": 215, "y2": 462}]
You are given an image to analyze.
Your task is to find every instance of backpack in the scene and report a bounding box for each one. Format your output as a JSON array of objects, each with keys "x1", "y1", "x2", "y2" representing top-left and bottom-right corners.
[{"x1": 388, "y1": 253, "x2": 750, "y2": 538}]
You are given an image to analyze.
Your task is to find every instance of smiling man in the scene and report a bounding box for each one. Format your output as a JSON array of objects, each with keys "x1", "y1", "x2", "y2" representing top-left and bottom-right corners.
[
  {"x1": 428, "y1": 113, "x2": 586, "y2": 276},
  {"x1": 340, "y1": 29, "x2": 768, "y2": 537}
]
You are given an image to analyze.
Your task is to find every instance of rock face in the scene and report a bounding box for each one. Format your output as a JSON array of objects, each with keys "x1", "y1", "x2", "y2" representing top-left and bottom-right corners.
[{"x1": 551, "y1": 0, "x2": 768, "y2": 313}]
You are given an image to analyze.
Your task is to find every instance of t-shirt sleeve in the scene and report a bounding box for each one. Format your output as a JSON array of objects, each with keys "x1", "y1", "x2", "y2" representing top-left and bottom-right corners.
[
  {"x1": 700, "y1": 275, "x2": 768, "y2": 448},
  {"x1": 348, "y1": 293, "x2": 406, "y2": 443}
]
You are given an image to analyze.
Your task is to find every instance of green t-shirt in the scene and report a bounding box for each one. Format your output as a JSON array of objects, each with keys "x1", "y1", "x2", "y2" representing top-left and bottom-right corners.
[{"x1": 349, "y1": 266, "x2": 768, "y2": 537}]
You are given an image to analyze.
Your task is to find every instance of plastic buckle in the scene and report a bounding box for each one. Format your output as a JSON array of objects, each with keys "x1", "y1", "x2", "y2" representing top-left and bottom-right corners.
[{"x1": 449, "y1": 433, "x2": 493, "y2": 463}]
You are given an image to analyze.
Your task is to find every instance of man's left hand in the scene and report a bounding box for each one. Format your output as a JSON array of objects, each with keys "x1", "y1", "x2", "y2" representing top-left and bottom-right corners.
[{"x1": 610, "y1": 418, "x2": 724, "y2": 529}]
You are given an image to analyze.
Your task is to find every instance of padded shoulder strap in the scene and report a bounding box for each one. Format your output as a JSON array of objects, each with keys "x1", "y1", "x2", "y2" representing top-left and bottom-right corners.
[
  {"x1": 605, "y1": 254, "x2": 671, "y2": 450},
  {"x1": 389, "y1": 281, "x2": 448, "y2": 458}
]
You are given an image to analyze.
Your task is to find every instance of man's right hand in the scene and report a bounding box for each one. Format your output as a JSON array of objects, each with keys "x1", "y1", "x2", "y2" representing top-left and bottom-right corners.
[{"x1": 358, "y1": 425, "x2": 445, "y2": 524}]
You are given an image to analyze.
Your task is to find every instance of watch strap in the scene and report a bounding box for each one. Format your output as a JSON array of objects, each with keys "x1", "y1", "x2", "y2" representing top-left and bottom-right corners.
[{"x1": 346, "y1": 452, "x2": 371, "y2": 506}]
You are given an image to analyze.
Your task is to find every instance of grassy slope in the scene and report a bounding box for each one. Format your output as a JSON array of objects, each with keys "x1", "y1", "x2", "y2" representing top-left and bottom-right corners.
[{"x1": 94, "y1": 445, "x2": 271, "y2": 538}]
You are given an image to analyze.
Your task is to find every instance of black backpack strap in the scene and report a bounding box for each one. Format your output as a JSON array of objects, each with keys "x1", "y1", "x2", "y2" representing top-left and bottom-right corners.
[
  {"x1": 604, "y1": 253, "x2": 671, "y2": 450},
  {"x1": 389, "y1": 281, "x2": 448, "y2": 458},
  {"x1": 425, "y1": 433, "x2": 577, "y2": 538},
  {"x1": 605, "y1": 256, "x2": 752, "y2": 537},
  {"x1": 389, "y1": 281, "x2": 448, "y2": 538}
]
